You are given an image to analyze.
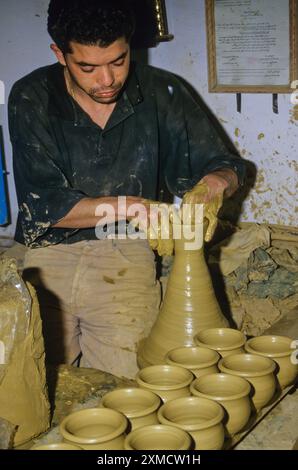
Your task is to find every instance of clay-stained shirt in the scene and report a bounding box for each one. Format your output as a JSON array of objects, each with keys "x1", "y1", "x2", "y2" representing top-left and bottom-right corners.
[{"x1": 8, "y1": 62, "x2": 245, "y2": 247}]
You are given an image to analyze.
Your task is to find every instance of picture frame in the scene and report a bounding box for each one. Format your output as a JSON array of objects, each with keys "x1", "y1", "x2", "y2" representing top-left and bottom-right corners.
[{"x1": 206, "y1": 0, "x2": 298, "y2": 93}]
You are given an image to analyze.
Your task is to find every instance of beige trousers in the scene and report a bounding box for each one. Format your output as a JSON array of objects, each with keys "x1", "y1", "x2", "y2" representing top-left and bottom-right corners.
[{"x1": 23, "y1": 239, "x2": 161, "y2": 379}]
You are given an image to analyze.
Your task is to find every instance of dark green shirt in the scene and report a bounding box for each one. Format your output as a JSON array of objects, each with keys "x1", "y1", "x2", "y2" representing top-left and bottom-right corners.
[{"x1": 8, "y1": 62, "x2": 245, "y2": 247}]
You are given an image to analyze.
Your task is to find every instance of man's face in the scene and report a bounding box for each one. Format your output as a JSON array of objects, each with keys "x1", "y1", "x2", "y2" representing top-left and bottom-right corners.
[{"x1": 53, "y1": 37, "x2": 130, "y2": 104}]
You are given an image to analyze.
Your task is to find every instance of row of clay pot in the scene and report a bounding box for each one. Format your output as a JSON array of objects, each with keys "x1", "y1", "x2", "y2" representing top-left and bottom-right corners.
[
  {"x1": 32, "y1": 389, "x2": 224, "y2": 450},
  {"x1": 31, "y1": 329, "x2": 297, "y2": 451},
  {"x1": 167, "y1": 327, "x2": 297, "y2": 390}
]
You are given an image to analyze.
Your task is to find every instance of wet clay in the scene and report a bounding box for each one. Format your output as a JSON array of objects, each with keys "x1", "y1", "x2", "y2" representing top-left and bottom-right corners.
[
  {"x1": 137, "y1": 224, "x2": 229, "y2": 367},
  {"x1": 0, "y1": 259, "x2": 50, "y2": 446},
  {"x1": 182, "y1": 182, "x2": 224, "y2": 242}
]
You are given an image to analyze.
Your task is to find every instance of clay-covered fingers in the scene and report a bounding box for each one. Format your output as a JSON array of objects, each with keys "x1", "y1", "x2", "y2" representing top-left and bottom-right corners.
[
  {"x1": 131, "y1": 200, "x2": 174, "y2": 256},
  {"x1": 181, "y1": 181, "x2": 224, "y2": 242},
  {"x1": 148, "y1": 203, "x2": 174, "y2": 256},
  {"x1": 203, "y1": 192, "x2": 224, "y2": 242}
]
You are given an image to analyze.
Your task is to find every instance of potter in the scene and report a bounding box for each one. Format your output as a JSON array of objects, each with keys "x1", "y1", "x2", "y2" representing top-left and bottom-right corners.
[{"x1": 9, "y1": 0, "x2": 245, "y2": 379}]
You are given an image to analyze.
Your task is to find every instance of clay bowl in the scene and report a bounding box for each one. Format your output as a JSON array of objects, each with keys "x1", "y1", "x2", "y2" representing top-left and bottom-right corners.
[
  {"x1": 245, "y1": 335, "x2": 298, "y2": 389},
  {"x1": 100, "y1": 387, "x2": 161, "y2": 430},
  {"x1": 59, "y1": 408, "x2": 128, "y2": 450},
  {"x1": 124, "y1": 424, "x2": 192, "y2": 450},
  {"x1": 135, "y1": 365, "x2": 193, "y2": 402},
  {"x1": 218, "y1": 354, "x2": 276, "y2": 412},
  {"x1": 194, "y1": 328, "x2": 246, "y2": 357},
  {"x1": 31, "y1": 443, "x2": 83, "y2": 450},
  {"x1": 190, "y1": 373, "x2": 251, "y2": 437},
  {"x1": 157, "y1": 396, "x2": 225, "y2": 450},
  {"x1": 165, "y1": 346, "x2": 220, "y2": 378}
]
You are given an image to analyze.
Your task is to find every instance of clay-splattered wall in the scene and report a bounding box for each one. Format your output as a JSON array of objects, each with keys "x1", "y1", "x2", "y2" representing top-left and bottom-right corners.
[
  {"x1": 0, "y1": 0, "x2": 297, "y2": 240},
  {"x1": 148, "y1": 0, "x2": 297, "y2": 227}
]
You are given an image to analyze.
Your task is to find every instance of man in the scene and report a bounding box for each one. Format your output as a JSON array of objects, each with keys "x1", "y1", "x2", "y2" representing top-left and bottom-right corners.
[{"x1": 9, "y1": 0, "x2": 245, "y2": 378}]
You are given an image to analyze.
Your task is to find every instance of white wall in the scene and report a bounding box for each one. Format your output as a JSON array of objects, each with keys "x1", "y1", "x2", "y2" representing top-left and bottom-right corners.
[
  {"x1": 149, "y1": 0, "x2": 297, "y2": 227},
  {"x1": 0, "y1": 0, "x2": 297, "y2": 240},
  {"x1": 0, "y1": 0, "x2": 53, "y2": 238}
]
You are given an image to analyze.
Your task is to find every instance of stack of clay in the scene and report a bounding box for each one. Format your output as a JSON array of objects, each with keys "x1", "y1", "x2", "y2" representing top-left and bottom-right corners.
[{"x1": 31, "y1": 328, "x2": 297, "y2": 450}]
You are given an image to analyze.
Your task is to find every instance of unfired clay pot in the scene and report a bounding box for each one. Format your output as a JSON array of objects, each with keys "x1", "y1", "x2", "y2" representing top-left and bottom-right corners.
[
  {"x1": 31, "y1": 443, "x2": 83, "y2": 450},
  {"x1": 135, "y1": 365, "x2": 193, "y2": 402},
  {"x1": 157, "y1": 396, "x2": 225, "y2": 450},
  {"x1": 59, "y1": 408, "x2": 128, "y2": 450},
  {"x1": 245, "y1": 335, "x2": 298, "y2": 389},
  {"x1": 137, "y1": 223, "x2": 228, "y2": 367},
  {"x1": 100, "y1": 387, "x2": 161, "y2": 430},
  {"x1": 190, "y1": 373, "x2": 251, "y2": 437},
  {"x1": 124, "y1": 424, "x2": 192, "y2": 450},
  {"x1": 194, "y1": 328, "x2": 246, "y2": 357},
  {"x1": 218, "y1": 354, "x2": 276, "y2": 412},
  {"x1": 165, "y1": 346, "x2": 220, "y2": 378}
]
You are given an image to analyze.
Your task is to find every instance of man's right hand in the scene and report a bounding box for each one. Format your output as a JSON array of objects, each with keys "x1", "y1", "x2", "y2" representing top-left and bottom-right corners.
[{"x1": 53, "y1": 195, "x2": 175, "y2": 256}]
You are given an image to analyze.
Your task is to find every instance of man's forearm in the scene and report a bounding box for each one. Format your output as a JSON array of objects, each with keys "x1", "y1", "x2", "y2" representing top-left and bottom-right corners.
[
  {"x1": 52, "y1": 195, "x2": 145, "y2": 229},
  {"x1": 52, "y1": 197, "x2": 107, "y2": 229}
]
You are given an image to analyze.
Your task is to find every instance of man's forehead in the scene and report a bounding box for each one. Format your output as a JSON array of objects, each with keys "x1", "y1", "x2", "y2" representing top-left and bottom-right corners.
[{"x1": 68, "y1": 38, "x2": 129, "y2": 64}]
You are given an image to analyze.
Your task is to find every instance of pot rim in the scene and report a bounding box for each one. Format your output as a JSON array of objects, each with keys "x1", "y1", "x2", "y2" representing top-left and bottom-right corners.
[
  {"x1": 194, "y1": 328, "x2": 246, "y2": 351},
  {"x1": 157, "y1": 396, "x2": 224, "y2": 431},
  {"x1": 124, "y1": 424, "x2": 192, "y2": 450},
  {"x1": 31, "y1": 443, "x2": 83, "y2": 450},
  {"x1": 218, "y1": 354, "x2": 276, "y2": 377},
  {"x1": 101, "y1": 388, "x2": 161, "y2": 418},
  {"x1": 166, "y1": 347, "x2": 220, "y2": 369},
  {"x1": 245, "y1": 335, "x2": 294, "y2": 358},
  {"x1": 59, "y1": 408, "x2": 127, "y2": 445},
  {"x1": 136, "y1": 365, "x2": 194, "y2": 391},
  {"x1": 190, "y1": 373, "x2": 251, "y2": 401}
]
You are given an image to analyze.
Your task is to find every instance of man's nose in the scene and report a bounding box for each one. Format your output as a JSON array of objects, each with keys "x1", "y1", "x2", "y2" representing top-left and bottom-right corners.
[{"x1": 98, "y1": 66, "x2": 115, "y2": 88}]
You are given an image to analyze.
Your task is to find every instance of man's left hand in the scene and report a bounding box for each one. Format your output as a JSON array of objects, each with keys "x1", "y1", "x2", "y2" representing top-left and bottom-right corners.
[{"x1": 182, "y1": 169, "x2": 238, "y2": 242}]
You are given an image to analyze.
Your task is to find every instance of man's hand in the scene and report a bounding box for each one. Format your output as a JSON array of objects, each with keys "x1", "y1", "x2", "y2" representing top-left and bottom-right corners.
[
  {"x1": 133, "y1": 199, "x2": 174, "y2": 257},
  {"x1": 182, "y1": 169, "x2": 238, "y2": 242}
]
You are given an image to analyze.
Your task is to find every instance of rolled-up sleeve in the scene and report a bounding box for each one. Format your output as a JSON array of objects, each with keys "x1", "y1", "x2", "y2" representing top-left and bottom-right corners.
[
  {"x1": 9, "y1": 84, "x2": 86, "y2": 247},
  {"x1": 161, "y1": 78, "x2": 246, "y2": 197}
]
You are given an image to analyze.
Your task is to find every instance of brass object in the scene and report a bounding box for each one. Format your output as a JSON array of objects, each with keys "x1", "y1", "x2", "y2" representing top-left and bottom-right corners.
[{"x1": 154, "y1": 0, "x2": 174, "y2": 42}]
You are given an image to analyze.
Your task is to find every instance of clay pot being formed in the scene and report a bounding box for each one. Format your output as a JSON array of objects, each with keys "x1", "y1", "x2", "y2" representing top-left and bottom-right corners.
[
  {"x1": 124, "y1": 424, "x2": 193, "y2": 450},
  {"x1": 31, "y1": 443, "x2": 83, "y2": 450},
  {"x1": 245, "y1": 335, "x2": 298, "y2": 389},
  {"x1": 137, "y1": 223, "x2": 229, "y2": 368},
  {"x1": 135, "y1": 365, "x2": 193, "y2": 402},
  {"x1": 59, "y1": 408, "x2": 128, "y2": 450},
  {"x1": 194, "y1": 328, "x2": 246, "y2": 357},
  {"x1": 190, "y1": 373, "x2": 251, "y2": 437},
  {"x1": 157, "y1": 396, "x2": 225, "y2": 450},
  {"x1": 218, "y1": 354, "x2": 276, "y2": 412},
  {"x1": 100, "y1": 387, "x2": 161, "y2": 430},
  {"x1": 165, "y1": 346, "x2": 220, "y2": 378}
]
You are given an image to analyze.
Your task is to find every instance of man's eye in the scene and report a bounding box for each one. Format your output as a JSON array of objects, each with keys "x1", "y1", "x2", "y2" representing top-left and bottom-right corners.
[
  {"x1": 81, "y1": 67, "x2": 94, "y2": 73},
  {"x1": 113, "y1": 60, "x2": 125, "y2": 67}
]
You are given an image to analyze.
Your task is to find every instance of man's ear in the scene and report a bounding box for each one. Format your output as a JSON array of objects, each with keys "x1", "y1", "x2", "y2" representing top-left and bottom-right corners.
[{"x1": 50, "y1": 43, "x2": 67, "y2": 66}]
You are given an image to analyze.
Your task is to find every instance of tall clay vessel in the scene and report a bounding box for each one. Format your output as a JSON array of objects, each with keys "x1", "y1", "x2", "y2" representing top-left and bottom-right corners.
[{"x1": 138, "y1": 223, "x2": 229, "y2": 368}]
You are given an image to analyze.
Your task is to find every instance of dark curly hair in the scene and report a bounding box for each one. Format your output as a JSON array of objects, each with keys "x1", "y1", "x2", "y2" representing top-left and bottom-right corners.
[{"x1": 47, "y1": 0, "x2": 136, "y2": 53}]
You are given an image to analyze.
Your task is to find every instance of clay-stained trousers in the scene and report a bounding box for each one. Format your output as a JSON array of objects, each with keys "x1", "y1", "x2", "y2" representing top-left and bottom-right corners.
[{"x1": 23, "y1": 239, "x2": 161, "y2": 379}]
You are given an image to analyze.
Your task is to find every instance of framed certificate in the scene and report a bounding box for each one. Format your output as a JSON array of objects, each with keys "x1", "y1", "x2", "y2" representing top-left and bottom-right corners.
[{"x1": 206, "y1": 0, "x2": 298, "y2": 92}]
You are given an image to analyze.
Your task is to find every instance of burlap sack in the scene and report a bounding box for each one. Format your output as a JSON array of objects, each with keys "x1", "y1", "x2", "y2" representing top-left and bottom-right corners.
[{"x1": 0, "y1": 259, "x2": 50, "y2": 446}]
